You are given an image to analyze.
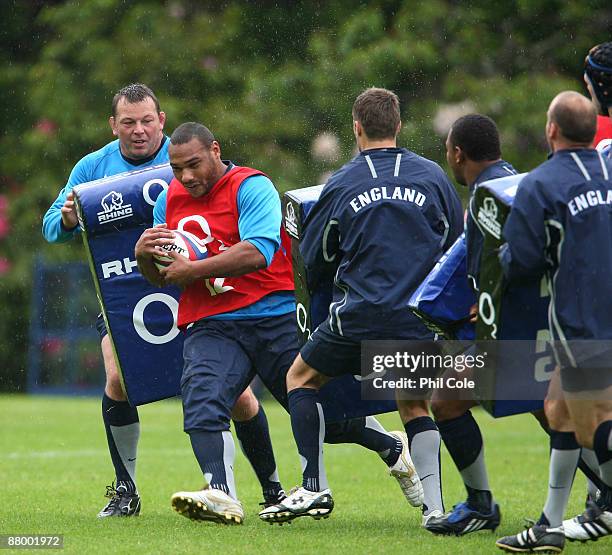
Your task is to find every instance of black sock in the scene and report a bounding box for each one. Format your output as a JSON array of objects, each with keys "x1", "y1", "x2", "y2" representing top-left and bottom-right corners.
[
  {"x1": 234, "y1": 404, "x2": 282, "y2": 500},
  {"x1": 325, "y1": 416, "x2": 402, "y2": 466},
  {"x1": 288, "y1": 388, "x2": 328, "y2": 492},
  {"x1": 465, "y1": 486, "x2": 493, "y2": 513},
  {"x1": 102, "y1": 393, "x2": 139, "y2": 493},
  {"x1": 189, "y1": 430, "x2": 236, "y2": 499},
  {"x1": 537, "y1": 513, "x2": 550, "y2": 526},
  {"x1": 593, "y1": 420, "x2": 612, "y2": 500},
  {"x1": 437, "y1": 411, "x2": 491, "y2": 511}
]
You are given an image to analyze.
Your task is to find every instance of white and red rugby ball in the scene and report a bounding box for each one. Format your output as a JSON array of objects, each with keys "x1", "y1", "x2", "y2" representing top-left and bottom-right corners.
[{"x1": 153, "y1": 230, "x2": 207, "y2": 272}]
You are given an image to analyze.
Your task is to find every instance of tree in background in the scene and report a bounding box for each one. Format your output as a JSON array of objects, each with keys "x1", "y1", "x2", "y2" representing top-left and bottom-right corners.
[{"x1": 1, "y1": 0, "x2": 610, "y2": 390}]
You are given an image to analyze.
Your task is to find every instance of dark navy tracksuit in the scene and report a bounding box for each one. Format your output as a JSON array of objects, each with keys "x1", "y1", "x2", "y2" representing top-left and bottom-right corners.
[
  {"x1": 500, "y1": 148, "x2": 612, "y2": 389},
  {"x1": 299, "y1": 147, "x2": 463, "y2": 376}
]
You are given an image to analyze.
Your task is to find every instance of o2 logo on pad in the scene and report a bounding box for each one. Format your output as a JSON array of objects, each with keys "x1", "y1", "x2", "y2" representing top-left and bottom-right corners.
[
  {"x1": 97, "y1": 191, "x2": 133, "y2": 224},
  {"x1": 142, "y1": 177, "x2": 169, "y2": 206},
  {"x1": 296, "y1": 302, "x2": 311, "y2": 339},
  {"x1": 478, "y1": 291, "x2": 497, "y2": 339},
  {"x1": 132, "y1": 293, "x2": 180, "y2": 345}
]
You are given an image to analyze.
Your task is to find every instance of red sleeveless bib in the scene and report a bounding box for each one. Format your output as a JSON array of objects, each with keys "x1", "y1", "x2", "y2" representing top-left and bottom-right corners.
[{"x1": 166, "y1": 165, "x2": 294, "y2": 327}]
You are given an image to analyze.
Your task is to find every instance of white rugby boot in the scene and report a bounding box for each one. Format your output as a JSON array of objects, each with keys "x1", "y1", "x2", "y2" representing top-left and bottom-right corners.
[
  {"x1": 259, "y1": 486, "x2": 334, "y2": 524},
  {"x1": 388, "y1": 431, "x2": 424, "y2": 507},
  {"x1": 171, "y1": 486, "x2": 244, "y2": 525},
  {"x1": 564, "y1": 497, "x2": 612, "y2": 542}
]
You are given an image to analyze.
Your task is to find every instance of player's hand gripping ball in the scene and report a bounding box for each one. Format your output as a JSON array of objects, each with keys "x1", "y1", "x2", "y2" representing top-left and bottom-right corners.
[{"x1": 153, "y1": 230, "x2": 207, "y2": 272}]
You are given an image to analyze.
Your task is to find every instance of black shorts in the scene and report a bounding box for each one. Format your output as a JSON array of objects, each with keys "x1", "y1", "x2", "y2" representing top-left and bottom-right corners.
[
  {"x1": 96, "y1": 313, "x2": 108, "y2": 339},
  {"x1": 300, "y1": 320, "x2": 362, "y2": 378},
  {"x1": 560, "y1": 365, "x2": 612, "y2": 393},
  {"x1": 181, "y1": 312, "x2": 299, "y2": 433},
  {"x1": 301, "y1": 321, "x2": 444, "y2": 399}
]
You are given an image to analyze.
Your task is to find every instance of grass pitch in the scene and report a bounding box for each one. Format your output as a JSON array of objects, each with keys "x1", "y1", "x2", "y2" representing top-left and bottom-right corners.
[{"x1": 0, "y1": 394, "x2": 609, "y2": 554}]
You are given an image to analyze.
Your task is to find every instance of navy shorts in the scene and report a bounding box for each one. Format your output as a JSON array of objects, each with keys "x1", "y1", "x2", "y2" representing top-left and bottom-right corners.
[
  {"x1": 300, "y1": 320, "x2": 361, "y2": 378},
  {"x1": 181, "y1": 312, "x2": 298, "y2": 433},
  {"x1": 96, "y1": 313, "x2": 108, "y2": 339},
  {"x1": 560, "y1": 366, "x2": 612, "y2": 393},
  {"x1": 557, "y1": 343, "x2": 612, "y2": 393},
  {"x1": 300, "y1": 320, "x2": 439, "y2": 392}
]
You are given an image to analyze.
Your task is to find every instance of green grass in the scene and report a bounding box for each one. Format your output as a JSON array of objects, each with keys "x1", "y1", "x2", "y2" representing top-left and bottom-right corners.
[{"x1": 0, "y1": 394, "x2": 608, "y2": 554}]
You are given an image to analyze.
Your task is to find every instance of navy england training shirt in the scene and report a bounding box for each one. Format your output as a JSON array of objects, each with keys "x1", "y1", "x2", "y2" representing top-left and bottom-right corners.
[
  {"x1": 501, "y1": 149, "x2": 612, "y2": 345},
  {"x1": 301, "y1": 147, "x2": 463, "y2": 341}
]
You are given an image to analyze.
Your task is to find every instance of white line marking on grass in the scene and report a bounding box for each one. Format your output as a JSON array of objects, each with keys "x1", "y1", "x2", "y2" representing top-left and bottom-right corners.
[{"x1": 3, "y1": 447, "x2": 189, "y2": 460}]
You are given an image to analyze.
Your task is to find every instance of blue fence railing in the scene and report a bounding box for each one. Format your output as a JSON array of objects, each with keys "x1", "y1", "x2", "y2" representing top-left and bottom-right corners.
[{"x1": 27, "y1": 256, "x2": 104, "y2": 396}]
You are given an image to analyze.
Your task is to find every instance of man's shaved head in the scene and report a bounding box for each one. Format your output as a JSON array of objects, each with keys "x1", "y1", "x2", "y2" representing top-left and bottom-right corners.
[{"x1": 547, "y1": 91, "x2": 597, "y2": 145}]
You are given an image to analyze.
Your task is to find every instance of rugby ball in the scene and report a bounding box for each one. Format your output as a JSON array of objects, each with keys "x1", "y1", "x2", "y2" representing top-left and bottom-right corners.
[{"x1": 153, "y1": 230, "x2": 207, "y2": 272}]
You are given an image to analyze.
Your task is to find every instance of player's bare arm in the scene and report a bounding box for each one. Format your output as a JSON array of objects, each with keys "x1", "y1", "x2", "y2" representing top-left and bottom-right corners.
[
  {"x1": 135, "y1": 224, "x2": 175, "y2": 286},
  {"x1": 159, "y1": 240, "x2": 266, "y2": 287}
]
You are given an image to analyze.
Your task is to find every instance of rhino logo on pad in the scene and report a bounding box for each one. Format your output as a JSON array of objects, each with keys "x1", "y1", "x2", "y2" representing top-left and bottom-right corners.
[
  {"x1": 477, "y1": 196, "x2": 501, "y2": 239},
  {"x1": 285, "y1": 202, "x2": 299, "y2": 238},
  {"x1": 97, "y1": 190, "x2": 133, "y2": 224}
]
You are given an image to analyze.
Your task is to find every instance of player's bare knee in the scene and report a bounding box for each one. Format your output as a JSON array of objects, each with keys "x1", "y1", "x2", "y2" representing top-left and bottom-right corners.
[
  {"x1": 103, "y1": 338, "x2": 125, "y2": 400},
  {"x1": 286, "y1": 355, "x2": 328, "y2": 392},
  {"x1": 231, "y1": 387, "x2": 259, "y2": 422},
  {"x1": 574, "y1": 426, "x2": 594, "y2": 449},
  {"x1": 105, "y1": 370, "x2": 126, "y2": 400},
  {"x1": 396, "y1": 399, "x2": 429, "y2": 424},
  {"x1": 101, "y1": 337, "x2": 119, "y2": 375},
  {"x1": 543, "y1": 399, "x2": 559, "y2": 428},
  {"x1": 431, "y1": 399, "x2": 471, "y2": 422},
  {"x1": 544, "y1": 398, "x2": 571, "y2": 432},
  {"x1": 573, "y1": 406, "x2": 609, "y2": 448},
  {"x1": 430, "y1": 398, "x2": 449, "y2": 421}
]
